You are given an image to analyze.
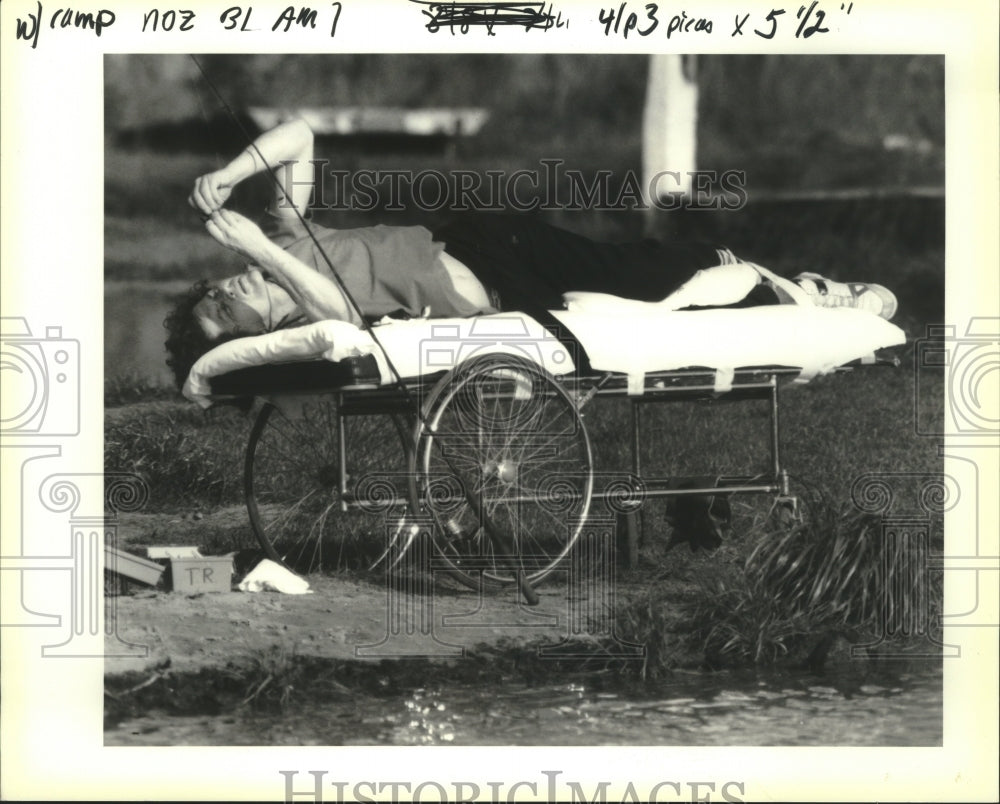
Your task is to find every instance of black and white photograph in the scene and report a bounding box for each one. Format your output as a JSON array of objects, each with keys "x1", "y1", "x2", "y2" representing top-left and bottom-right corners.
[{"x1": 2, "y1": 1, "x2": 997, "y2": 801}]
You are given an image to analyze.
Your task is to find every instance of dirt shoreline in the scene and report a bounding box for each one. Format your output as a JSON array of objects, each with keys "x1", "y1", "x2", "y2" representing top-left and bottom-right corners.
[
  {"x1": 106, "y1": 508, "x2": 693, "y2": 679},
  {"x1": 105, "y1": 572, "x2": 649, "y2": 677}
]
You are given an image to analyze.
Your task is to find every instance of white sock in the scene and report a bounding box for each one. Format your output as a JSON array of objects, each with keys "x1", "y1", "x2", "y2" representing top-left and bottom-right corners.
[{"x1": 660, "y1": 263, "x2": 763, "y2": 310}]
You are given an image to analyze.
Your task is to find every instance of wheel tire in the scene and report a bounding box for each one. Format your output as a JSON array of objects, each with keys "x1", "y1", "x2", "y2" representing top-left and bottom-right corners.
[{"x1": 412, "y1": 354, "x2": 593, "y2": 588}]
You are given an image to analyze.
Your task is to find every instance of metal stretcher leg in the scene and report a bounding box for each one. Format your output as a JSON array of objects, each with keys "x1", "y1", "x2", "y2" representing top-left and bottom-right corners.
[
  {"x1": 769, "y1": 379, "x2": 800, "y2": 522},
  {"x1": 617, "y1": 511, "x2": 641, "y2": 570},
  {"x1": 619, "y1": 400, "x2": 644, "y2": 570}
]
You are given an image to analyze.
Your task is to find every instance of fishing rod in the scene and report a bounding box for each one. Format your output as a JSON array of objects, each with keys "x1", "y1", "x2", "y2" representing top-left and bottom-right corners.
[{"x1": 189, "y1": 55, "x2": 541, "y2": 605}]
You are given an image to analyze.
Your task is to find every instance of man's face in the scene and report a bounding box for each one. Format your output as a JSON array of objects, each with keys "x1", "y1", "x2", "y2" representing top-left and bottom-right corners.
[{"x1": 193, "y1": 268, "x2": 275, "y2": 339}]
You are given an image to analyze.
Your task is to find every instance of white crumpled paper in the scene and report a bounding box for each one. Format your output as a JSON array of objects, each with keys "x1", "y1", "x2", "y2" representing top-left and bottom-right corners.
[{"x1": 237, "y1": 559, "x2": 312, "y2": 594}]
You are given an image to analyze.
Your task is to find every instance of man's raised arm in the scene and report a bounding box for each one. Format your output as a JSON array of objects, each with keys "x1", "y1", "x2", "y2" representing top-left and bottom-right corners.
[{"x1": 188, "y1": 118, "x2": 315, "y2": 219}]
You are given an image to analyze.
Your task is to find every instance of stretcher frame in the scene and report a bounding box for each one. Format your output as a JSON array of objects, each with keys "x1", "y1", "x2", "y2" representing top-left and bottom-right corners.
[{"x1": 210, "y1": 350, "x2": 897, "y2": 603}]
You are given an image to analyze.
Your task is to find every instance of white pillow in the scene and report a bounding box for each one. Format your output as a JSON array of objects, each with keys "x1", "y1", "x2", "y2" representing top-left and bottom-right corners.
[
  {"x1": 182, "y1": 314, "x2": 574, "y2": 407},
  {"x1": 183, "y1": 320, "x2": 374, "y2": 406}
]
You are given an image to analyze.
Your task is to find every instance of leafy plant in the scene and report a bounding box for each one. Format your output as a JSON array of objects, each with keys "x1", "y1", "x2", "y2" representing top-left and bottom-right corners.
[
  {"x1": 746, "y1": 486, "x2": 942, "y2": 637},
  {"x1": 617, "y1": 486, "x2": 944, "y2": 669},
  {"x1": 237, "y1": 644, "x2": 299, "y2": 711}
]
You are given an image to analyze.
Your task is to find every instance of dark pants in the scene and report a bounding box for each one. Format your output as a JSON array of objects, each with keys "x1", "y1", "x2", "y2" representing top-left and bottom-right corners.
[{"x1": 434, "y1": 213, "x2": 734, "y2": 318}]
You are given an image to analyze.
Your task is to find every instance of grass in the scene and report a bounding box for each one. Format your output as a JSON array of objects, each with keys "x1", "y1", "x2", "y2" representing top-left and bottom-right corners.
[
  {"x1": 232, "y1": 644, "x2": 301, "y2": 711},
  {"x1": 105, "y1": 372, "x2": 184, "y2": 408},
  {"x1": 105, "y1": 645, "x2": 341, "y2": 727},
  {"x1": 105, "y1": 401, "x2": 248, "y2": 512}
]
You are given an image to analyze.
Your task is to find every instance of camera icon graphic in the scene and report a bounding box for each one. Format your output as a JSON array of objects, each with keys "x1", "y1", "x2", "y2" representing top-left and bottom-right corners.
[
  {"x1": 914, "y1": 319, "x2": 999, "y2": 437},
  {"x1": 416, "y1": 315, "x2": 578, "y2": 438},
  {"x1": 0, "y1": 317, "x2": 80, "y2": 437},
  {"x1": 417, "y1": 314, "x2": 574, "y2": 377}
]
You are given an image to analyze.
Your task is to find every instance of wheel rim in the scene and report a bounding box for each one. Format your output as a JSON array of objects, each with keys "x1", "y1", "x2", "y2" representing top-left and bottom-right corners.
[
  {"x1": 245, "y1": 397, "x2": 410, "y2": 574},
  {"x1": 416, "y1": 356, "x2": 593, "y2": 586}
]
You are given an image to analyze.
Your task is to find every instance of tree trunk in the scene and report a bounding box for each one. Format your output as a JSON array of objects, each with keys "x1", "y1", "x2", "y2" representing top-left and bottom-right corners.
[{"x1": 642, "y1": 54, "x2": 699, "y2": 216}]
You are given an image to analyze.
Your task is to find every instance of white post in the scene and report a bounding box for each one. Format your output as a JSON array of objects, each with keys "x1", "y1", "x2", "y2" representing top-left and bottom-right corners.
[{"x1": 642, "y1": 54, "x2": 699, "y2": 208}]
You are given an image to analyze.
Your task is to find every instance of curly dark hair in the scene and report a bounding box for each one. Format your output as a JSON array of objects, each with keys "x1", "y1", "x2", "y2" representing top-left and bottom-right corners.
[
  {"x1": 163, "y1": 280, "x2": 237, "y2": 391},
  {"x1": 164, "y1": 279, "x2": 309, "y2": 392}
]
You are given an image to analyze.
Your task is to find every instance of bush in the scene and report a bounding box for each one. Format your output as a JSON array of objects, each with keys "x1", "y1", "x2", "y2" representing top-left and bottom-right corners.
[
  {"x1": 745, "y1": 486, "x2": 943, "y2": 636},
  {"x1": 617, "y1": 486, "x2": 944, "y2": 670}
]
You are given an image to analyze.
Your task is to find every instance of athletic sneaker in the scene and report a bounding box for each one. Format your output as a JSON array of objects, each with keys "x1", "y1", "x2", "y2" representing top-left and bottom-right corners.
[{"x1": 793, "y1": 272, "x2": 898, "y2": 320}]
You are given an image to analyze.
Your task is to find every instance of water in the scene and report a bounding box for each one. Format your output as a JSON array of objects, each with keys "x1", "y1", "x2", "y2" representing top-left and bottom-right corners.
[
  {"x1": 105, "y1": 281, "x2": 189, "y2": 386},
  {"x1": 106, "y1": 661, "x2": 941, "y2": 746}
]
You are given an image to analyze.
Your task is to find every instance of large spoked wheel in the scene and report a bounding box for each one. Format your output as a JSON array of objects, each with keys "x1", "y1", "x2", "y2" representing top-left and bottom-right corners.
[
  {"x1": 245, "y1": 395, "x2": 412, "y2": 575},
  {"x1": 412, "y1": 354, "x2": 594, "y2": 589}
]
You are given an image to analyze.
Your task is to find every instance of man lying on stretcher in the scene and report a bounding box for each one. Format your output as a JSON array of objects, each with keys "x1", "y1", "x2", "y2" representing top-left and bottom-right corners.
[{"x1": 165, "y1": 118, "x2": 898, "y2": 391}]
